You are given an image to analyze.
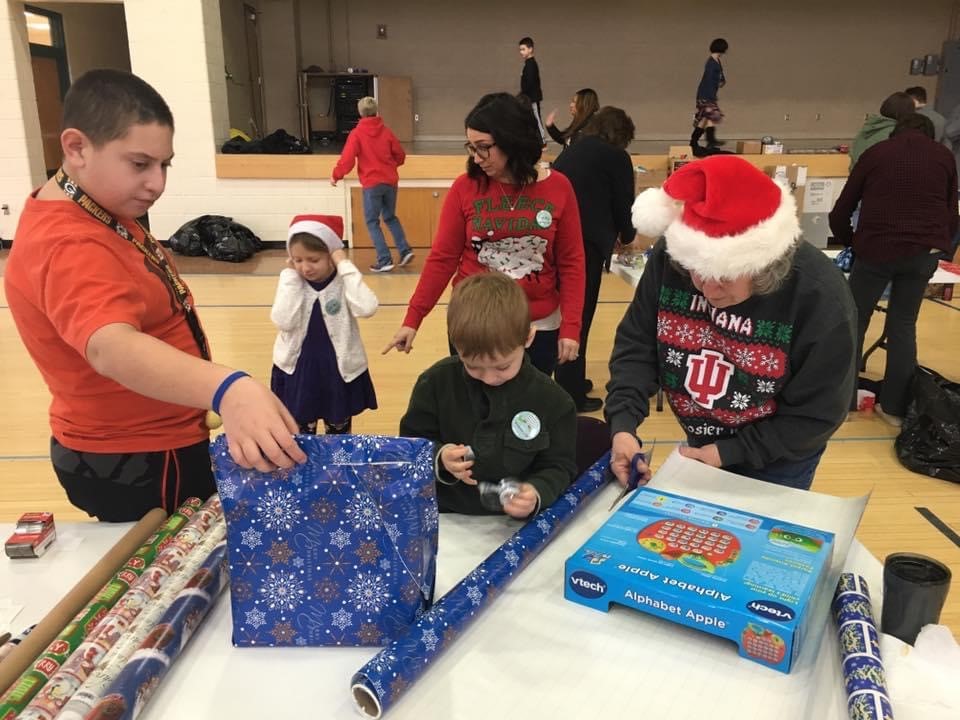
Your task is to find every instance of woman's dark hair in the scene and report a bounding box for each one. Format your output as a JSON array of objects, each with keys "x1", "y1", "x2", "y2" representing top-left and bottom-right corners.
[
  {"x1": 709, "y1": 38, "x2": 729, "y2": 54},
  {"x1": 892, "y1": 113, "x2": 935, "y2": 139},
  {"x1": 879, "y1": 92, "x2": 916, "y2": 121},
  {"x1": 565, "y1": 88, "x2": 600, "y2": 141},
  {"x1": 581, "y1": 106, "x2": 636, "y2": 150},
  {"x1": 465, "y1": 93, "x2": 542, "y2": 186}
]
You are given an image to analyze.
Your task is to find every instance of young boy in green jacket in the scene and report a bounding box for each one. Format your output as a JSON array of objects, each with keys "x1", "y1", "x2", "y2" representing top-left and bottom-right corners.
[{"x1": 399, "y1": 272, "x2": 577, "y2": 518}]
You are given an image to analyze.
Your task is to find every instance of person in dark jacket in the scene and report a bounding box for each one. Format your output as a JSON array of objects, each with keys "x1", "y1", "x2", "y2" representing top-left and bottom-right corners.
[
  {"x1": 545, "y1": 88, "x2": 599, "y2": 149},
  {"x1": 331, "y1": 96, "x2": 413, "y2": 273},
  {"x1": 608, "y1": 156, "x2": 856, "y2": 491},
  {"x1": 400, "y1": 272, "x2": 577, "y2": 517},
  {"x1": 518, "y1": 36, "x2": 547, "y2": 143},
  {"x1": 553, "y1": 106, "x2": 636, "y2": 412},
  {"x1": 829, "y1": 114, "x2": 958, "y2": 427},
  {"x1": 690, "y1": 38, "x2": 728, "y2": 154}
]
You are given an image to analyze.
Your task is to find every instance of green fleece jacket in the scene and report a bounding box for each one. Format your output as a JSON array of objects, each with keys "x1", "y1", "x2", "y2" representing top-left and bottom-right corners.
[
  {"x1": 399, "y1": 355, "x2": 577, "y2": 515},
  {"x1": 850, "y1": 114, "x2": 895, "y2": 169}
]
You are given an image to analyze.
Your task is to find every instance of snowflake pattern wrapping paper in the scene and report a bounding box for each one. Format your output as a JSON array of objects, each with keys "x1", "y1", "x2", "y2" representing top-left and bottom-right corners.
[
  {"x1": 211, "y1": 434, "x2": 438, "y2": 647},
  {"x1": 832, "y1": 573, "x2": 894, "y2": 720},
  {"x1": 349, "y1": 453, "x2": 610, "y2": 718}
]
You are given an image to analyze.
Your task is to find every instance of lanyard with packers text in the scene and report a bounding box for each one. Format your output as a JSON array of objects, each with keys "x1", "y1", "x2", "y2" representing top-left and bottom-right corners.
[{"x1": 54, "y1": 168, "x2": 211, "y2": 361}]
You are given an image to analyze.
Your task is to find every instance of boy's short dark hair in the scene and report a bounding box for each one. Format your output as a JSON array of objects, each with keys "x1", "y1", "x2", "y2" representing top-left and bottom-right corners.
[
  {"x1": 879, "y1": 92, "x2": 916, "y2": 121},
  {"x1": 582, "y1": 106, "x2": 636, "y2": 150},
  {"x1": 709, "y1": 38, "x2": 728, "y2": 54},
  {"x1": 892, "y1": 113, "x2": 935, "y2": 139},
  {"x1": 904, "y1": 86, "x2": 927, "y2": 104},
  {"x1": 448, "y1": 272, "x2": 530, "y2": 359},
  {"x1": 289, "y1": 232, "x2": 330, "y2": 254},
  {"x1": 465, "y1": 93, "x2": 541, "y2": 186},
  {"x1": 62, "y1": 69, "x2": 173, "y2": 146},
  {"x1": 519, "y1": 37, "x2": 534, "y2": 48}
]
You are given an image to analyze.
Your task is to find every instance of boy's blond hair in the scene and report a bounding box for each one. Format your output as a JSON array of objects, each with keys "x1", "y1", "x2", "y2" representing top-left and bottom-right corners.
[
  {"x1": 448, "y1": 272, "x2": 530, "y2": 359},
  {"x1": 357, "y1": 96, "x2": 378, "y2": 117}
]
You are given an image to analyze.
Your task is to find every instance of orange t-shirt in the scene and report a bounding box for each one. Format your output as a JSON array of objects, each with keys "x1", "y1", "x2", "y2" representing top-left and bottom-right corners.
[{"x1": 4, "y1": 194, "x2": 208, "y2": 453}]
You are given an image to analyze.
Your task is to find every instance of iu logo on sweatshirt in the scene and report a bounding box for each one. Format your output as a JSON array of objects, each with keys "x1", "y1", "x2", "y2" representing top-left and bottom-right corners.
[{"x1": 684, "y1": 349, "x2": 734, "y2": 408}]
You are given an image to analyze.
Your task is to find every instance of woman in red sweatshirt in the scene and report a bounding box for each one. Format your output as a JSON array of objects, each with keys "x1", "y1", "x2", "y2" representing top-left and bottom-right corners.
[{"x1": 384, "y1": 92, "x2": 585, "y2": 376}]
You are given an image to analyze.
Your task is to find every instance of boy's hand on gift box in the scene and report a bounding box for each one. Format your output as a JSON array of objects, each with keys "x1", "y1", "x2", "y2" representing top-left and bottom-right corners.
[
  {"x1": 440, "y1": 444, "x2": 476, "y2": 485},
  {"x1": 502, "y1": 483, "x2": 539, "y2": 519},
  {"x1": 220, "y1": 377, "x2": 307, "y2": 472},
  {"x1": 678, "y1": 444, "x2": 721, "y2": 468}
]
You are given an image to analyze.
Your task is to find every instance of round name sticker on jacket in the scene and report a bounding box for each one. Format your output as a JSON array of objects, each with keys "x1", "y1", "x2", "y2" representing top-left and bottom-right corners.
[
  {"x1": 535, "y1": 209, "x2": 552, "y2": 228},
  {"x1": 511, "y1": 411, "x2": 541, "y2": 440},
  {"x1": 324, "y1": 298, "x2": 342, "y2": 315}
]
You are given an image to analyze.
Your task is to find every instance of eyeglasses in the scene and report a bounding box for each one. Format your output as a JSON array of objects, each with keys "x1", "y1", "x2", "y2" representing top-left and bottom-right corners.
[{"x1": 464, "y1": 142, "x2": 496, "y2": 159}]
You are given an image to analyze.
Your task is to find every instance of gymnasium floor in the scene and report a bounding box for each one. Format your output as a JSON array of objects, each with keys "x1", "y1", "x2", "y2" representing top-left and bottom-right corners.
[{"x1": 1, "y1": 247, "x2": 957, "y2": 633}]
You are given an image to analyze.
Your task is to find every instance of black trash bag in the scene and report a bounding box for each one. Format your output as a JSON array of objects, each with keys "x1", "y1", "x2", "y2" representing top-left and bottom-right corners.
[
  {"x1": 220, "y1": 129, "x2": 311, "y2": 155},
  {"x1": 168, "y1": 215, "x2": 263, "y2": 263},
  {"x1": 167, "y1": 217, "x2": 207, "y2": 256},
  {"x1": 894, "y1": 366, "x2": 960, "y2": 483}
]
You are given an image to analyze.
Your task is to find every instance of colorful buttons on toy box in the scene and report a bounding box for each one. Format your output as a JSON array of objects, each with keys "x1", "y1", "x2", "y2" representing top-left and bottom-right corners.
[{"x1": 211, "y1": 434, "x2": 439, "y2": 647}]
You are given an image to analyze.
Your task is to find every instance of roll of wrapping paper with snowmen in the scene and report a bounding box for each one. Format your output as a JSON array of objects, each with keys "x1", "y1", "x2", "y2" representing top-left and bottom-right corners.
[
  {"x1": 832, "y1": 573, "x2": 894, "y2": 720},
  {"x1": 83, "y1": 540, "x2": 229, "y2": 720},
  {"x1": 350, "y1": 453, "x2": 610, "y2": 718}
]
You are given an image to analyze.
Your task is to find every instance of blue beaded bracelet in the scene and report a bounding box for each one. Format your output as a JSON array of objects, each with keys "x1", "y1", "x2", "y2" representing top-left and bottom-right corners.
[{"x1": 212, "y1": 371, "x2": 250, "y2": 414}]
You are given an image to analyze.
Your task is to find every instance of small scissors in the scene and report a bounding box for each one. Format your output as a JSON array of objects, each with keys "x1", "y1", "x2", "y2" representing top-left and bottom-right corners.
[{"x1": 608, "y1": 442, "x2": 656, "y2": 512}]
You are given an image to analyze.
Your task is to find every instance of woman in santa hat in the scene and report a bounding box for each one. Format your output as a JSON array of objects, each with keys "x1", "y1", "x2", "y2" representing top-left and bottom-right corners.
[{"x1": 606, "y1": 156, "x2": 857, "y2": 490}]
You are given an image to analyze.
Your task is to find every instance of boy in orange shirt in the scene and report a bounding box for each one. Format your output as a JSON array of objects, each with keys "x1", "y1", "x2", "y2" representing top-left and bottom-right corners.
[{"x1": 4, "y1": 69, "x2": 305, "y2": 521}]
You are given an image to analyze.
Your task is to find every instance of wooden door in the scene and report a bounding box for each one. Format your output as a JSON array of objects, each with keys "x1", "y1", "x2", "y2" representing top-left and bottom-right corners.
[
  {"x1": 376, "y1": 76, "x2": 414, "y2": 143},
  {"x1": 31, "y1": 56, "x2": 64, "y2": 174}
]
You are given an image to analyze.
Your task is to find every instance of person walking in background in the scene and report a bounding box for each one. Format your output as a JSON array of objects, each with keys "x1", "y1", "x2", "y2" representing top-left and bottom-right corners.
[
  {"x1": 690, "y1": 38, "x2": 728, "y2": 155},
  {"x1": 271, "y1": 215, "x2": 379, "y2": 435},
  {"x1": 829, "y1": 114, "x2": 958, "y2": 427},
  {"x1": 519, "y1": 36, "x2": 548, "y2": 144},
  {"x1": 331, "y1": 96, "x2": 413, "y2": 273},
  {"x1": 553, "y1": 107, "x2": 636, "y2": 413},
  {"x1": 545, "y1": 88, "x2": 600, "y2": 149}
]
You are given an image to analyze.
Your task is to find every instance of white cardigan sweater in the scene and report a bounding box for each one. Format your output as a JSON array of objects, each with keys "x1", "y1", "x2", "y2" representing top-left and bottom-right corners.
[{"x1": 270, "y1": 261, "x2": 378, "y2": 381}]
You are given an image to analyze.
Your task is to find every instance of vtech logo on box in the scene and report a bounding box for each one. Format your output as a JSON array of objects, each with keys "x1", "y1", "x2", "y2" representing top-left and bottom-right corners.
[
  {"x1": 746, "y1": 599, "x2": 795, "y2": 622},
  {"x1": 569, "y1": 571, "x2": 607, "y2": 599}
]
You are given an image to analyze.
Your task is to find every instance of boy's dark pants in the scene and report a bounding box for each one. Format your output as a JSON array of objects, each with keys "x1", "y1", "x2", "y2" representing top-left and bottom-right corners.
[{"x1": 51, "y1": 437, "x2": 216, "y2": 522}]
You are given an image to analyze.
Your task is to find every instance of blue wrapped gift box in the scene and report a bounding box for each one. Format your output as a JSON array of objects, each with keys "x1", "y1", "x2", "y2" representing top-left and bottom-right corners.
[{"x1": 211, "y1": 434, "x2": 438, "y2": 647}]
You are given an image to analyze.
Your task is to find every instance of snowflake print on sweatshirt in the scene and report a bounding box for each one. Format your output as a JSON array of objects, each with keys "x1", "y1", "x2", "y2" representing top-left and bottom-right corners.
[{"x1": 656, "y1": 284, "x2": 792, "y2": 440}]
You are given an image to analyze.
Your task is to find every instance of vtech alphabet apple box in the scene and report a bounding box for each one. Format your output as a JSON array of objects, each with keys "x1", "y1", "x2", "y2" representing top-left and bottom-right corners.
[{"x1": 564, "y1": 488, "x2": 833, "y2": 673}]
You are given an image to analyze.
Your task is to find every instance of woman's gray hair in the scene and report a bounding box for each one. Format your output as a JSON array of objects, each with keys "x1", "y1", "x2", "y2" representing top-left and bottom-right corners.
[{"x1": 750, "y1": 241, "x2": 797, "y2": 295}]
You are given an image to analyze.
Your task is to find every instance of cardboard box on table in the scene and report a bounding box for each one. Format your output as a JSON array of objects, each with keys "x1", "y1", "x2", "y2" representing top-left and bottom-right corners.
[
  {"x1": 737, "y1": 140, "x2": 763, "y2": 154},
  {"x1": 565, "y1": 486, "x2": 834, "y2": 673}
]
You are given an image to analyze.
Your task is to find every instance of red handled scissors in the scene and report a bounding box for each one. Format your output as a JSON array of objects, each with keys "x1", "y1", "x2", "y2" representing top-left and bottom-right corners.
[{"x1": 608, "y1": 442, "x2": 656, "y2": 512}]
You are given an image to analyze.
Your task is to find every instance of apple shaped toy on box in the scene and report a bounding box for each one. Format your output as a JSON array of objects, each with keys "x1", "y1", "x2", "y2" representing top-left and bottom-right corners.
[{"x1": 564, "y1": 488, "x2": 833, "y2": 673}]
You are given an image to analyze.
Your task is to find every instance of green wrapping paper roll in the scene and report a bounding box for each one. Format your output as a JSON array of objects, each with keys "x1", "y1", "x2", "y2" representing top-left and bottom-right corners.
[
  {"x1": 0, "y1": 498, "x2": 203, "y2": 720},
  {"x1": 16, "y1": 496, "x2": 223, "y2": 720},
  {"x1": 55, "y1": 519, "x2": 228, "y2": 720}
]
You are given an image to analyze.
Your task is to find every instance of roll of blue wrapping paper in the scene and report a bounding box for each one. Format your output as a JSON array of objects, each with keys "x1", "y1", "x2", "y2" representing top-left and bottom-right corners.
[
  {"x1": 350, "y1": 454, "x2": 610, "y2": 718},
  {"x1": 84, "y1": 541, "x2": 229, "y2": 720},
  {"x1": 832, "y1": 573, "x2": 895, "y2": 720}
]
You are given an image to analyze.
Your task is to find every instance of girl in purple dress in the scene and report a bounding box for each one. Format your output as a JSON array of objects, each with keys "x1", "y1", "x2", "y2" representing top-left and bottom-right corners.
[{"x1": 270, "y1": 214, "x2": 378, "y2": 434}]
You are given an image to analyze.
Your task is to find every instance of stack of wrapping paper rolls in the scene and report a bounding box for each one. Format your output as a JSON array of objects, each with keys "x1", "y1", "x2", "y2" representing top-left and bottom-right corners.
[{"x1": 0, "y1": 496, "x2": 229, "y2": 720}]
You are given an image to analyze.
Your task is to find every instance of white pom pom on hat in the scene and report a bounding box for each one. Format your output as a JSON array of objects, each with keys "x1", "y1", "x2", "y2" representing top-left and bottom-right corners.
[
  {"x1": 287, "y1": 214, "x2": 344, "y2": 253},
  {"x1": 631, "y1": 155, "x2": 800, "y2": 279}
]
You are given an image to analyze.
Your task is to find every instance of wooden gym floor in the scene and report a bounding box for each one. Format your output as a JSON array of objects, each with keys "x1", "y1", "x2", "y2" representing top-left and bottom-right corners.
[{"x1": 1, "y1": 248, "x2": 958, "y2": 634}]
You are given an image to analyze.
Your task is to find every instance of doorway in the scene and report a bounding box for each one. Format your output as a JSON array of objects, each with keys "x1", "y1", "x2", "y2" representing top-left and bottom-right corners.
[
  {"x1": 26, "y1": 6, "x2": 69, "y2": 177},
  {"x1": 244, "y1": 4, "x2": 266, "y2": 138}
]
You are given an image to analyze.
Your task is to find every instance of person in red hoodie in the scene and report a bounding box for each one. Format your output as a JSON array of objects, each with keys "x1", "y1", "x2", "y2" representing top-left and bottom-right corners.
[{"x1": 331, "y1": 96, "x2": 413, "y2": 272}]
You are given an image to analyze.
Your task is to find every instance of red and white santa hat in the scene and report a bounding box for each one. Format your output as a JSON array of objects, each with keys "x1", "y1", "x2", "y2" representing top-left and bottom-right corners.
[
  {"x1": 287, "y1": 214, "x2": 344, "y2": 253},
  {"x1": 631, "y1": 156, "x2": 800, "y2": 279}
]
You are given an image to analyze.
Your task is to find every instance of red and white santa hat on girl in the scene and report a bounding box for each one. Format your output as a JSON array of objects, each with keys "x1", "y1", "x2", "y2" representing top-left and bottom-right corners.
[
  {"x1": 631, "y1": 155, "x2": 800, "y2": 279},
  {"x1": 287, "y1": 214, "x2": 344, "y2": 253}
]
